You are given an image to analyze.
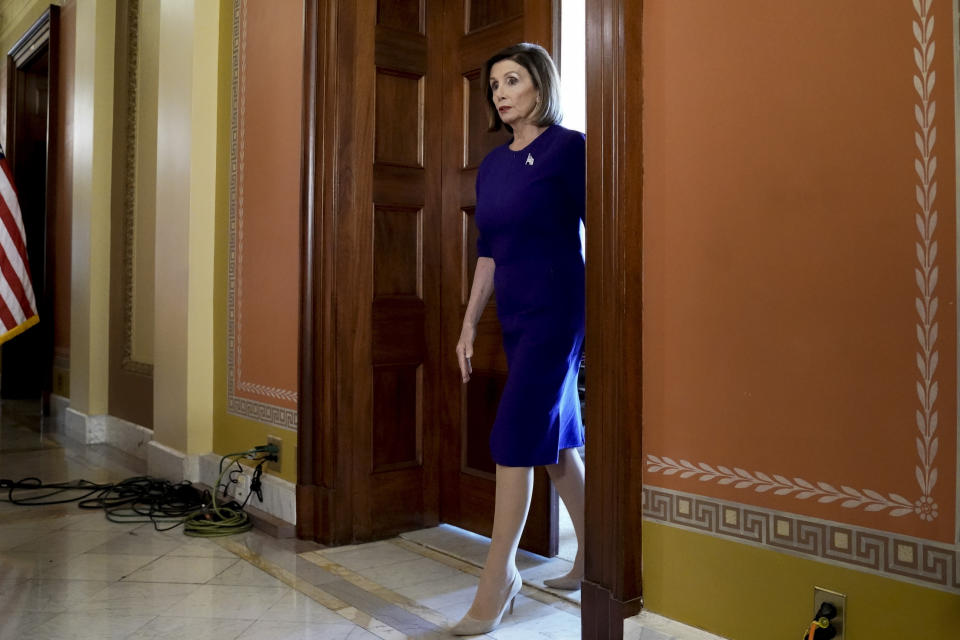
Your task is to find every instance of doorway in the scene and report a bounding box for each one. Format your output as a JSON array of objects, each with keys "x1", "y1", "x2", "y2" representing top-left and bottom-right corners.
[
  {"x1": 296, "y1": 0, "x2": 643, "y2": 637},
  {"x1": 2, "y1": 9, "x2": 60, "y2": 410}
]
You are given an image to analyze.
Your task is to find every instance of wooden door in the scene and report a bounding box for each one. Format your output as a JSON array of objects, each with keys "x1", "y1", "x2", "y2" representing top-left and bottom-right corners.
[
  {"x1": 438, "y1": 0, "x2": 559, "y2": 557},
  {"x1": 362, "y1": 0, "x2": 443, "y2": 539},
  {"x1": 298, "y1": 0, "x2": 443, "y2": 544},
  {"x1": 3, "y1": 8, "x2": 59, "y2": 404},
  {"x1": 298, "y1": 0, "x2": 560, "y2": 551}
]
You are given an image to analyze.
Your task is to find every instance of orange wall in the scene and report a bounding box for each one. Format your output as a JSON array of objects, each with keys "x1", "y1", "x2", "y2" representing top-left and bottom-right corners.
[
  {"x1": 224, "y1": 0, "x2": 301, "y2": 427},
  {"x1": 215, "y1": 0, "x2": 303, "y2": 481},
  {"x1": 642, "y1": 0, "x2": 958, "y2": 596}
]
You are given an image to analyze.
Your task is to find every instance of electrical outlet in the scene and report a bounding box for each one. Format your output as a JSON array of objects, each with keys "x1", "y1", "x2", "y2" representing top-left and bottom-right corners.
[
  {"x1": 267, "y1": 435, "x2": 282, "y2": 473},
  {"x1": 233, "y1": 472, "x2": 250, "y2": 503},
  {"x1": 813, "y1": 586, "x2": 846, "y2": 640}
]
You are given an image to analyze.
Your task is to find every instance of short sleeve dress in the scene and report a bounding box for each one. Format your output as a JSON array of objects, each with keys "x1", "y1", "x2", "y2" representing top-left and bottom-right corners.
[{"x1": 474, "y1": 124, "x2": 586, "y2": 467}]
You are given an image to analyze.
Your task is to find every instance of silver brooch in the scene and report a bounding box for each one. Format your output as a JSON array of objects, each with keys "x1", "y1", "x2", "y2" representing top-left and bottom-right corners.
[{"x1": 525, "y1": 153, "x2": 534, "y2": 166}]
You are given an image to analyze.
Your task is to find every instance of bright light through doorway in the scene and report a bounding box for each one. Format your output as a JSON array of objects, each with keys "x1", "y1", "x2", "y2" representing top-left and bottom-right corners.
[
  {"x1": 559, "y1": 0, "x2": 585, "y2": 134},
  {"x1": 557, "y1": 0, "x2": 585, "y2": 566},
  {"x1": 560, "y1": 0, "x2": 587, "y2": 262}
]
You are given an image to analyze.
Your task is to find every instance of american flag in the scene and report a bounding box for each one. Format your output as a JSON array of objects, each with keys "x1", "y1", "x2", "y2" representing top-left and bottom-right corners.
[{"x1": 0, "y1": 146, "x2": 38, "y2": 344}]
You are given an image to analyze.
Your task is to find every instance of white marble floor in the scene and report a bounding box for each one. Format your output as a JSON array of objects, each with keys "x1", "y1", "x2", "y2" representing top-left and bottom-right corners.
[{"x1": 0, "y1": 400, "x2": 724, "y2": 640}]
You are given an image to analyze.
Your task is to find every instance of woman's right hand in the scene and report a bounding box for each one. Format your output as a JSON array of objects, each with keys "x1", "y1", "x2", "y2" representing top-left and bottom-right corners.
[{"x1": 456, "y1": 323, "x2": 476, "y2": 383}]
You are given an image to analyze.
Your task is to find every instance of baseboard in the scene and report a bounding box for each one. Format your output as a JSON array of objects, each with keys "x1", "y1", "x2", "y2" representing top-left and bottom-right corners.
[
  {"x1": 60, "y1": 406, "x2": 153, "y2": 460},
  {"x1": 104, "y1": 415, "x2": 152, "y2": 459},
  {"x1": 64, "y1": 408, "x2": 107, "y2": 444},
  {"x1": 198, "y1": 453, "x2": 296, "y2": 526},
  {"x1": 49, "y1": 394, "x2": 70, "y2": 431},
  {"x1": 146, "y1": 440, "x2": 199, "y2": 483}
]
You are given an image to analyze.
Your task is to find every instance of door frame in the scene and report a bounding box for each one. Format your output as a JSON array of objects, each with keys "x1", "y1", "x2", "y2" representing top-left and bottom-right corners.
[
  {"x1": 5, "y1": 6, "x2": 60, "y2": 410},
  {"x1": 581, "y1": 0, "x2": 644, "y2": 637},
  {"x1": 297, "y1": 0, "x2": 644, "y2": 634}
]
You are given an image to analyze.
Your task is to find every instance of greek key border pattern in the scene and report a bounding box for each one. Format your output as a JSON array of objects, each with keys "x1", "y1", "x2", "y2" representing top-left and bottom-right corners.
[
  {"x1": 227, "y1": 396, "x2": 298, "y2": 430},
  {"x1": 643, "y1": 486, "x2": 960, "y2": 594},
  {"x1": 226, "y1": 0, "x2": 298, "y2": 430}
]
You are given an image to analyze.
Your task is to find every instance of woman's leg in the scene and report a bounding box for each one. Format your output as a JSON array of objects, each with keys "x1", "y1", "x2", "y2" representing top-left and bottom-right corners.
[
  {"x1": 545, "y1": 447, "x2": 585, "y2": 579},
  {"x1": 465, "y1": 464, "x2": 534, "y2": 620}
]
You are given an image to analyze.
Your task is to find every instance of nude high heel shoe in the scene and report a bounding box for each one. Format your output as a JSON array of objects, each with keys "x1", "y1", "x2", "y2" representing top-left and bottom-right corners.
[
  {"x1": 543, "y1": 574, "x2": 582, "y2": 590},
  {"x1": 450, "y1": 571, "x2": 522, "y2": 636}
]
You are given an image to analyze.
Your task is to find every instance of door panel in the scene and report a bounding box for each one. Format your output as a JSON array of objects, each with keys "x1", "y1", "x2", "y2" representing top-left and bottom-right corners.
[
  {"x1": 440, "y1": 0, "x2": 558, "y2": 557},
  {"x1": 468, "y1": 0, "x2": 523, "y2": 32},
  {"x1": 362, "y1": 0, "x2": 442, "y2": 539}
]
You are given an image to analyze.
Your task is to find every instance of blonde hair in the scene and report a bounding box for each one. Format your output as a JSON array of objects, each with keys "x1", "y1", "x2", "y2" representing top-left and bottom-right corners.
[{"x1": 481, "y1": 42, "x2": 561, "y2": 133}]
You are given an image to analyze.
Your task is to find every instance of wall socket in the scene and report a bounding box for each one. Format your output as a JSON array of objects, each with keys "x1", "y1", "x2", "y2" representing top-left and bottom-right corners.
[
  {"x1": 813, "y1": 586, "x2": 845, "y2": 640},
  {"x1": 233, "y1": 472, "x2": 250, "y2": 504},
  {"x1": 267, "y1": 435, "x2": 282, "y2": 473}
]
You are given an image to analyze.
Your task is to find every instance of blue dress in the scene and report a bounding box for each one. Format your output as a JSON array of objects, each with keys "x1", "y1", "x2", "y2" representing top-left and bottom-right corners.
[{"x1": 475, "y1": 124, "x2": 586, "y2": 467}]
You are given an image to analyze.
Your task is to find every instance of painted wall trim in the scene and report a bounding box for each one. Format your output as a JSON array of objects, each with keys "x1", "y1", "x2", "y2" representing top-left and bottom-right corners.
[{"x1": 644, "y1": 485, "x2": 960, "y2": 594}]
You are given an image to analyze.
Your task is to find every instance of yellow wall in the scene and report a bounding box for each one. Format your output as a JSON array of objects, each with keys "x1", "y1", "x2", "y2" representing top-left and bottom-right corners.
[
  {"x1": 152, "y1": 0, "x2": 222, "y2": 454},
  {"x1": 69, "y1": 0, "x2": 114, "y2": 416},
  {"x1": 643, "y1": 522, "x2": 960, "y2": 639}
]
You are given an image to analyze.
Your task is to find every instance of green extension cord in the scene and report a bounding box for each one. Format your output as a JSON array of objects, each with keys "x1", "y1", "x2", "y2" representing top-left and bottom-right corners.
[{"x1": 182, "y1": 446, "x2": 277, "y2": 537}]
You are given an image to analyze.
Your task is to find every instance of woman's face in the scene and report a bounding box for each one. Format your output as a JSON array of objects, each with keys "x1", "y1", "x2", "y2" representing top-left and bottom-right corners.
[{"x1": 488, "y1": 59, "x2": 539, "y2": 129}]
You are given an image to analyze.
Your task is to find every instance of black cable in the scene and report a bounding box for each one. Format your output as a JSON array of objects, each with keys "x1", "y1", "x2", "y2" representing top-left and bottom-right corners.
[{"x1": 0, "y1": 447, "x2": 278, "y2": 536}]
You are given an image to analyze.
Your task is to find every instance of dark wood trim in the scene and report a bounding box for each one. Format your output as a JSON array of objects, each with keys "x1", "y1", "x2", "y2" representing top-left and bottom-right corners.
[
  {"x1": 298, "y1": 0, "x2": 342, "y2": 542},
  {"x1": 582, "y1": 582, "x2": 643, "y2": 640},
  {"x1": 297, "y1": 0, "x2": 361, "y2": 545},
  {"x1": 42, "y1": 6, "x2": 59, "y2": 414},
  {"x1": 582, "y1": 0, "x2": 644, "y2": 637},
  {"x1": 6, "y1": 9, "x2": 52, "y2": 172},
  {"x1": 296, "y1": 0, "x2": 319, "y2": 541},
  {"x1": 7, "y1": 10, "x2": 51, "y2": 67}
]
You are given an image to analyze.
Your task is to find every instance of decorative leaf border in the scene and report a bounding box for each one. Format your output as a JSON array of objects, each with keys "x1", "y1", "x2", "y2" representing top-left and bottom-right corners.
[
  {"x1": 646, "y1": 456, "x2": 916, "y2": 516},
  {"x1": 646, "y1": 0, "x2": 943, "y2": 522},
  {"x1": 910, "y1": 0, "x2": 940, "y2": 521}
]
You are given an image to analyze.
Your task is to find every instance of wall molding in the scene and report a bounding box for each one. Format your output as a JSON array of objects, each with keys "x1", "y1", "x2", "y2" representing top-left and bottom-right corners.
[
  {"x1": 119, "y1": 0, "x2": 152, "y2": 376},
  {"x1": 103, "y1": 415, "x2": 152, "y2": 460},
  {"x1": 64, "y1": 408, "x2": 107, "y2": 445},
  {"x1": 643, "y1": 486, "x2": 960, "y2": 595},
  {"x1": 49, "y1": 393, "x2": 69, "y2": 432},
  {"x1": 146, "y1": 440, "x2": 199, "y2": 484},
  {"x1": 61, "y1": 407, "x2": 152, "y2": 460}
]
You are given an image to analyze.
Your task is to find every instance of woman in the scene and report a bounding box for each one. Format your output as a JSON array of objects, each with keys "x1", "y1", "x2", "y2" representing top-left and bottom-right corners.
[{"x1": 453, "y1": 42, "x2": 586, "y2": 636}]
